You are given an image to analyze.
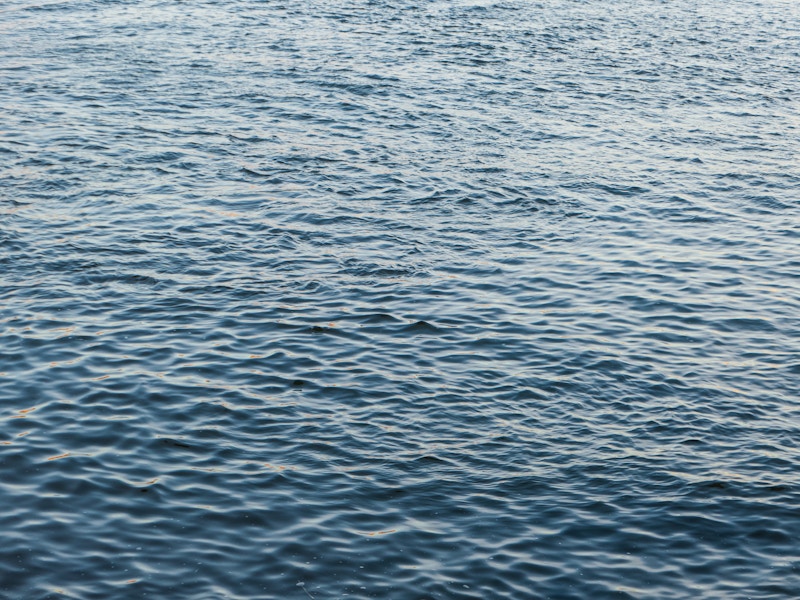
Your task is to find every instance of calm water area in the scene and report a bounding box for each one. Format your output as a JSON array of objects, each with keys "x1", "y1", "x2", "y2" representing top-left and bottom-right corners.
[{"x1": 1, "y1": 0, "x2": 799, "y2": 598}]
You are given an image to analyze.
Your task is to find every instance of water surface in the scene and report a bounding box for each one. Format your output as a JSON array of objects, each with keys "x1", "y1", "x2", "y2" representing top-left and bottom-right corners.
[{"x1": 1, "y1": 0, "x2": 799, "y2": 598}]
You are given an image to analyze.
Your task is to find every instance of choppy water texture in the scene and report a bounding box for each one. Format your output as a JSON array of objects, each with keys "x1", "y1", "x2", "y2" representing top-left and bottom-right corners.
[{"x1": 1, "y1": 0, "x2": 799, "y2": 598}]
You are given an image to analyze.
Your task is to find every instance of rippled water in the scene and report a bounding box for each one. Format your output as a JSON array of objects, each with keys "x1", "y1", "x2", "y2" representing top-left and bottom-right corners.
[{"x1": 2, "y1": 0, "x2": 799, "y2": 598}]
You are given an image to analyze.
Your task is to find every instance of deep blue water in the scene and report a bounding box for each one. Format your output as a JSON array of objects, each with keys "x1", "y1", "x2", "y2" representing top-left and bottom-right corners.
[{"x1": 1, "y1": 0, "x2": 799, "y2": 598}]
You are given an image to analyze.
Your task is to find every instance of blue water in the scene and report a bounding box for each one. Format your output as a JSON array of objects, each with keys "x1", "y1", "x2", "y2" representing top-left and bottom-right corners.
[{"x1": 1, "y1": 0, "x2": 799, "y2": 598}]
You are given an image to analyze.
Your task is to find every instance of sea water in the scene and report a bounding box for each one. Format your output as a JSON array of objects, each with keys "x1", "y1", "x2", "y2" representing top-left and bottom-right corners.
[{"x1": 1, "y1": 1, "x2": 798, "y2": 598}]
